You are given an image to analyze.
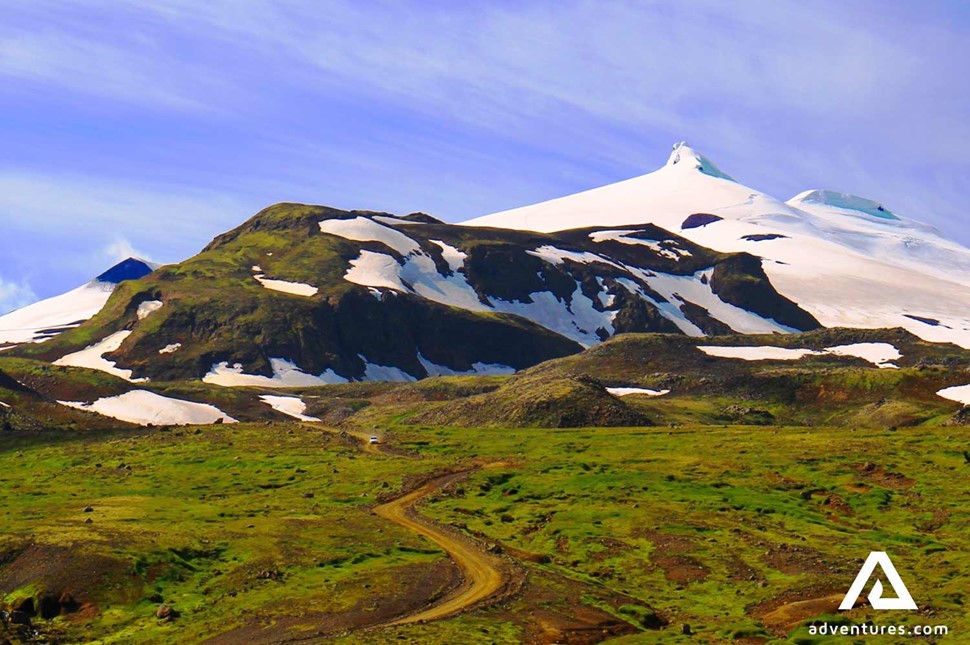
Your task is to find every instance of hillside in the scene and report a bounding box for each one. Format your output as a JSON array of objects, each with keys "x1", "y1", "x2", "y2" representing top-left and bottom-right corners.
[{"x1": 10, "y1": 203, "x2": 817, "y2": 386}]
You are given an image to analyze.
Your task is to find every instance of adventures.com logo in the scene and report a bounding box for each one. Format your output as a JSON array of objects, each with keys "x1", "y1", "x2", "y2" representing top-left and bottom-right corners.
[{"x1": 807, "y1": 551, "x2": 949, "y2": 639}]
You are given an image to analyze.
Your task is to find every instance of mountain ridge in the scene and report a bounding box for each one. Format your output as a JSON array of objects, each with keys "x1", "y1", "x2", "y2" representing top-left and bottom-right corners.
[{"x1": 10, "y1": 202, "x2": 818, "y2": 385}]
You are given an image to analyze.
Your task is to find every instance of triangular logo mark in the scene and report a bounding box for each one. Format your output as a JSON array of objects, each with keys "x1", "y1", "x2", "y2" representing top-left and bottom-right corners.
[{"x1": 840, "y1": 551, "x2": 917, "y2": 611}]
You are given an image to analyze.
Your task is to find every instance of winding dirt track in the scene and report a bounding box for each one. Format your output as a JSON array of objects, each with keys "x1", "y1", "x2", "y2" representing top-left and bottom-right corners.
[
  {"x1": 374, "y1": 469, "x2": 508, "y2": 625},
  {"x1": 304, "y1": 423, "x2": 511, "y2": 625}
]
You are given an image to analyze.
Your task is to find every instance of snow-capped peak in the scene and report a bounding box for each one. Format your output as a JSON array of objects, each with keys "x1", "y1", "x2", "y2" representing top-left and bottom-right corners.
[
  {"x1": 665, "y1": 141, "x2": 735, "y2": 181},
  {"x1": 464, "y1": 141, "x2": 970, "y2": 350}
]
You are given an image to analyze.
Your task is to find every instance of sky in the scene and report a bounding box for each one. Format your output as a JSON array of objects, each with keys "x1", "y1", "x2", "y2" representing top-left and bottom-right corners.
[{"x1": 1, "y1": 0, "x2": 968, "y2": 313}]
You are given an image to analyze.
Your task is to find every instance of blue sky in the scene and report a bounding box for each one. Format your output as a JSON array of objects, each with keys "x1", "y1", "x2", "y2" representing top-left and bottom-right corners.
[{"x1": 1, "y1": 0, "x2": 968, "y2": 312}]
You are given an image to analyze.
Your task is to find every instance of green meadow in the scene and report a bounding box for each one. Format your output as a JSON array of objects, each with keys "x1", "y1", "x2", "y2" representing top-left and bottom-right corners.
[{"x1": 0, "y1": 420, "x2": 965, "y2": 643}]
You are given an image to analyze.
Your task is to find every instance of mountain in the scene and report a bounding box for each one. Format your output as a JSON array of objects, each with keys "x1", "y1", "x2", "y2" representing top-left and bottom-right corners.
[
  {"x1": 10, "y1": 142, "x2": 966, "y2": 390},
  {"x1": 466, "y1": 142, "x2": 970, "y2": 349},
  {"x1": 14, "y1": 204, "x2": 817, "y2": 385},
  {"x1": 0, "y1": 258, "x2": 155, "y2": 348}
]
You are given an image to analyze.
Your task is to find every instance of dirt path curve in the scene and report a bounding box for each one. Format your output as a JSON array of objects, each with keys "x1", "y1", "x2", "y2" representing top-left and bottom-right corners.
[
  {"x1": 302, "y1": 422, "x2": 512, "y2": 624},
  {"x1": 374, "y1": 467, "x2": 510, "y2": 625}
]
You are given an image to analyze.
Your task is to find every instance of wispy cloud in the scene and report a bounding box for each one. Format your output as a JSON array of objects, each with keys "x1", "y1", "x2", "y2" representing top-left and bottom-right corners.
[
  {"x1": 0, "y1": 171, "x2": 252, "y2": 296},
  {"x1": 0, "y1": 0, "x2": 967, "y2": 303},
  {"x1": 0, "y1": 276, "x2": 36, "y2": 316}
]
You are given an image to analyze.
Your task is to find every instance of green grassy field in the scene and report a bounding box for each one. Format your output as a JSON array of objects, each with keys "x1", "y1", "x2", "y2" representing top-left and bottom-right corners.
[{"x1": 0, "y1": 419, "x2": 965, "y2": 644}]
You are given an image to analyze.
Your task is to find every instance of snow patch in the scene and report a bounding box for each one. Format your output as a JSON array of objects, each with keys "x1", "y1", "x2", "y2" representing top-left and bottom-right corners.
[
  {"x1": 204, "y1": 358, "x2": 348, "y2": 387},
  {"x1": 698, "y1": 345, "x2": 822, "y2": 361},
  {"x1": 344, "y1": 251, "x2": 410, "y2": 292},
  {"x1": 417, "y1": 353, "x2": 515, "y2": 377},
  {"x1": 319, "y1": 217, "x2": 420, "y2": 255},
  {"x1": 259, "y1": 395, "x2": 320, "y2": 421},
  {"x1": 159, "y1": 343, "x2": 181, "y2": 355},
  {"x1": 361, "y1": 356, "x2": 416, "y2": 382},
  {"x1": 491, "y1": 285, "x2": 616, "y2": 347},
  {"x1": 937, "y1": 384, "x2": 970, "y2": 406},
  {"x1": 824, "y1": 342, "x2": 900, "y2": 369},
  {"x1": 59, "y1": 390, "x2": 236, "y2": 426},
  {"x1": 429, "y1": 240, "x2": 467, "y2": 272},
  {"x1": 53, "y1": 330, "x2": 147, "y2": 382},
  {"x1": 254, "y1": 275, "x2": 318, "y2": 297},
  {"x1": 527, "y1": 245, "x2": 623, "y2": 269},
  {"x1": 136, "y1": 300, "x2": 163, "y2": 320},
  {"x1": 698, "y1": 342, "x2": 902, "y2": 367},
  {"x1": 606, "y1": 387, "x2": 670, "y2": 397}
]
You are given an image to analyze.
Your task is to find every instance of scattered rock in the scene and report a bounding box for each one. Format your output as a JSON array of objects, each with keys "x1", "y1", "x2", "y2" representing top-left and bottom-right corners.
[
  {"x1": 155, "y1": 604, "x2": 178, "y2": 621},
  {"x1": 59, "y1": 592, "x2": 79, "y2": 613},
  {"x1": 256, "y1": 569, "x2": 284, "y2": 581},
  {"x1": 944, "y1": 406, "x2": 970, "y2": 427},
  {"x1": 9, "y1": 610, "x2": 30, "y2": 625},
  {"x1": 83, "y1": 505, "x2": 94, "y2": 513},
  {"x1": 682, "y1": 623, "x2": 693, "y2": 635},
  {"x1": 11, "y1": 597, "x2": 34, "y2": 615},
  {"x1": 37, "y1": 592, "x2": 60, "y2": 619}
]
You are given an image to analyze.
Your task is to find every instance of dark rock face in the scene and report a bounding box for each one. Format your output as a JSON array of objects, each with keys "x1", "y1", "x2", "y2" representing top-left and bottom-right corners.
[
  {"x1": 681, "y1": 213, "x2": 723, "y2": 229},
  {"x1": 95, "y1": 258, "x2": 154, "y2": 284},
  {"x1": 709, "y1": 254, "x2": 821, "y2": 331},
  {"x1": 741, "y1": 233, "x2": 788, "y2": 242},
  {"x1": 904, "y1": 314, "x2": 941, "y2": 327}
]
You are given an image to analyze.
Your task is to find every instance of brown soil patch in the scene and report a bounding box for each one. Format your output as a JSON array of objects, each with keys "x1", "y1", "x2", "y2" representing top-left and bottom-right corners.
[
  {"x1": 763, "y1": 543, "x2": 847, "y2": 576},
  {"x1": 750, "y1": 587, "x2": 846, "y2": 636},
  {"x1": 653, "y1": 555, "x2": 709, "y2": 584},
  {"x1": 203, "y1": 559, "x2": 462, "y2": 644},
  {"x1": 638, "y1": 529, "x2": 709, "y2": 583},
  {"x1": 855, "y1": 462, "x2": 915, "y2": 489},
  {"x1": 635, "y1": 528, "x2": 695, "y2": 554},
  {"x1": 725, "y1": 555, "x2": 763, "y2": 583},
  {"x1": 506, "y1": 572, "x2": 652, "y2": 645},
  {"x1": 530, "y1": 607, "x2": 636, "y2": 645},
  {"x1": 0, "y1": 542, "x2": 138, "y2": 608}
]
